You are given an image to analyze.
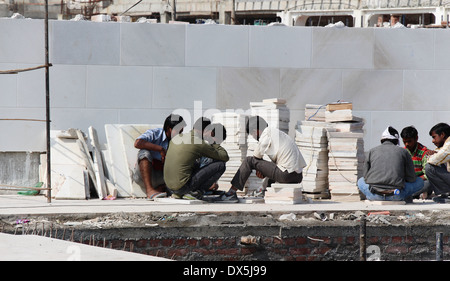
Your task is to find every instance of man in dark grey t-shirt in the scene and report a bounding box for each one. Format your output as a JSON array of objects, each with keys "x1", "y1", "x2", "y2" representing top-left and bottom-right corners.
[{"x1": 357, "y1": 126, "x2": 424, "y2": 202}]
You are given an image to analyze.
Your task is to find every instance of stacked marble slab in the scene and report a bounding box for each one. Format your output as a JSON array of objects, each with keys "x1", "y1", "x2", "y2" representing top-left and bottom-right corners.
[
  {"x1": 294, "y1": 120, "x2": 335, "y2": 199},
  {"x1": 245, "y1": 98, "x2": 290, "y2": 194},
  {"x1": 264, "y1": 183, "x2": 306, "y2": 204},
  {"x1": 211, "y1": 112, "x2": 248, "y2": 188},
  {"x1": 325, "y1": 103, "x2": 364, "y2": 202},
  {"x1": 305, "y1": 104, "x2": 326, "y2": 122},
  {"x1": 250, "y1": 98, "x2": 290, "y2": 134}
]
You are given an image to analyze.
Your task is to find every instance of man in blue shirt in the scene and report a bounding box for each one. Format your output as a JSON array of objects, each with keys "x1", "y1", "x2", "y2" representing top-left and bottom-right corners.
[{"x1": 134, "y1": 114, "x2": 186, "y2": 200}]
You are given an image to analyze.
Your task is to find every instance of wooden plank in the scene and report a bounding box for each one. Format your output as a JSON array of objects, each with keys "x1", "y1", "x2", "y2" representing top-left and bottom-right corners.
[{"x1": 326, "y1": 102, "x2": 352, "y2": 111}]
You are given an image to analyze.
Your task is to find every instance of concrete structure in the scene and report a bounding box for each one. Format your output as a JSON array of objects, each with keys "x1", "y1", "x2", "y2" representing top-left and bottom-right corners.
[
  {"x1": 1, "y1": 195, "x2": 449, "y2": 261},
  {"x1": 0, "y1": 232, "x2": 171, "y2": 260},
  {"x1": 0, "y1": 18, "x2": 449, "y2": 185}
]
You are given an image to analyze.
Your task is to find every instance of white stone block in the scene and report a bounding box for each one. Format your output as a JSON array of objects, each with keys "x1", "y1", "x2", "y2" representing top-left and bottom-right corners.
[
  {"x1": 51, "y1": 20, "x2": 120, "y2": 65},
  {"x1": 153, "y1": 67, "x2": 216, "y2": 109},
  {"x1": 121, "y1": 23, "x2": 185, "y2": 66},
  {"x1": 186, "y1": 24, "x2": 249, "y2": 67},
  {"x1": 249, "y1": 26, "x2": 311, "y2": 68},
  {"x1": 312, "y1": 27, "x2": 374, "y2": 69}
]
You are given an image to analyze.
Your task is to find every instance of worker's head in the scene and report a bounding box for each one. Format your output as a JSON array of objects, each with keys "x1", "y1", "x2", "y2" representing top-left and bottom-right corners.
[
  {"x1": 401, "y1": 126, "x2": 419, "y2": 151},
  {"x1": 380, "y1": 126, "x2": 399, "y2": 145},
  {"x1": 193, "y1": 117, "x2": 212, "y2": 139},
  {"x1": 246, "y1": 116, "x2": 268, "y2": 141},
  {"x1": 163, "y1": 114, "x2": 186, "y2": 140},
  {"x1": 208, "y1": 123, "x2": 227, "y2": 144},
  {"x1": 429, "y1": 123, "x2": 450, "y2": 148}
]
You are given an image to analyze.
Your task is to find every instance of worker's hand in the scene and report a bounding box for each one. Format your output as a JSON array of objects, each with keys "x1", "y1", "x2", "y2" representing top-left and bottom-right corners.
[
  {"x1": 256, "y1": 170, "x2": 264, "y2": 179},
  {"x1": 425, "y1": 150, "x2": 436, "y2": 156},
  {"x1": 159, "y1": 146, "x2": 166, "y2": 163}
]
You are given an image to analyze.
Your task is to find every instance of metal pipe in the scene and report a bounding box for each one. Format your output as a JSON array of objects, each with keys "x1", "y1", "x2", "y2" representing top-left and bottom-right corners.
[
  {"x1": 359, "y1": 215, "x2": 366, "y2": 261},
  {"x1": 436, "y1": 232, "x2": 443, "y2": 261},
  {"x1": 45, "y1": 0, "x2": 51, "y2": 203}
]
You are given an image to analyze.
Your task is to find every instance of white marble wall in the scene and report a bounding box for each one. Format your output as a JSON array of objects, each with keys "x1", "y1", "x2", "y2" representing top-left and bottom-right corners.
[{"x1": 0, "y1": 19, "x2": 448, "y2": 152}]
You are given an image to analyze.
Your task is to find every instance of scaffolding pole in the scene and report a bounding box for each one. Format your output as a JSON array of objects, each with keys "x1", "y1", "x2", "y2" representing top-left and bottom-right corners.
[{"x1": 45, "y1": 0, "x2": 51, "y2": 203}]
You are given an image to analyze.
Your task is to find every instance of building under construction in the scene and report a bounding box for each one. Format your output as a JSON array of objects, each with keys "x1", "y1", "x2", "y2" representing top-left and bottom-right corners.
[{"x1": 1, "y1": 0, "x2": 450, "y2": 27}]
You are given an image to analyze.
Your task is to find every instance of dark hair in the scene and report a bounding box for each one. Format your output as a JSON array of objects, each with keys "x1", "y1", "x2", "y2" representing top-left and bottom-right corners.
[
  {"x1": 429, "y1": 123, "x2": 450, "y2": 138},
  {"x1": 400, "y1": 126, "x2": 418, "y2": 139},
  {"x1": 381, "y1": 126, "x2": 399, "y2": 145},
  {"x1": 163, "y1": 114, "x2": 185, "y2": 132},
  {"x1": 211, "y1": 123, "x2": 227, "y2": 143},
  {"x1": 193, "y1": 117, "x2": 211, "y2": 133},
  {"x1": 246, "y1": 116, "x2": 268, "y2": 135}
]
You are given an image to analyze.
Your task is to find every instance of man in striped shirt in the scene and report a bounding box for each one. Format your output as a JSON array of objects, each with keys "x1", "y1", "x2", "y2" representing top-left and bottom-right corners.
[
  {"x1": 401, "y1": 126, "x2": 431, "y2": 199},
  {"x1": 425, "y1": 123, "x2": 450, "y2": 201}
]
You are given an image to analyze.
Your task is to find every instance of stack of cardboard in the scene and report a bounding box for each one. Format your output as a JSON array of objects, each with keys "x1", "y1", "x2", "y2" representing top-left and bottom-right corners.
[
  {"x1": 325, "y1": 102, "x2": 364, "y2": 201},
  {"x1": 295, "y1": 120, "x2": 335, "y2": 198},
  {"x1": 211, "y1": 112, "x2": 248, "y2": 187}
]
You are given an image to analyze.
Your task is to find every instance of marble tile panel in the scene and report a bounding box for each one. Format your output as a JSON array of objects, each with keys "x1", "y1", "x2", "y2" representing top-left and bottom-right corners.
[
  {"x1": 311, "y1": 27, "x2": 374, "y2": 69},
  {"x1": 0, "y1": 19, "x2": 44, "y2": 64},
  {"x1": 16, "y1": 64, "x2": 45, "y2": 108},
  {"x1": 352, "y1": 110, "x2": 372, "y2": 151},
  {"x1": 50, "y1": 64, "x2": 87, "y2": 108},
  {"x1": 186, "y1": 25, "x2": 249, "y2": 67},
  {"x1": 342, "y1": 70, "x2": 403, "y2": 111},
  {"x1": 50, "y1": 108, "x2": 119, "y2": 145},
  {"x1": 120, "y1": 23, "x2": 185, "y2": 66},
  {"x1": 86, "y1": 65, "x2": 152, "y2": 109},
  {"x1": 152, "y1": 67, "x2": 216, "y2": 109},
  {"x1": 216, "y1": 67, "x2": 280, "y2": 110},
  {"x1": 432, "y1": 111, "x2": 450, "y2": 128},
  {"x1": 0, "y1": 63, "x2": 18, "y2": 107},
  {"x1": 0, "y1": 108, "x2": 46, "y2": 151},
  {"x1": 374, "y1": 28, "x2": 434, "y2": 69},
  {"x1": 403, "y1": 70, "x2": 450, "y2": 111},
  {"x1": 118, "y1": 108, "x2": 175, "y2": 125},
  {"x1": 280, "y1": 68, "x2": 343, "y2": 110},
  {"x1": 249, "y1": 26, "x2": 311, "y2": 68},
  {"x1": 434, "y1": 29, "x2": 450, "y2": 70},
  {"x1": 51, "y1": 20, "x2": 120, "y2": 65},
  {"x1": 369, "y1": 111, "x2": 435, "y2": 150}
]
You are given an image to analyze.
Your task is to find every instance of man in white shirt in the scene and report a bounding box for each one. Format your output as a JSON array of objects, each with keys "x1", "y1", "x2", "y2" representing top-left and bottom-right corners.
[{"x1": 218, "y1": 116, "x2": 306, "y2": 203}]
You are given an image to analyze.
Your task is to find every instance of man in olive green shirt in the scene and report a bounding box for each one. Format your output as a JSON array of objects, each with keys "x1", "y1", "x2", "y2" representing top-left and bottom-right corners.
[{"x1": 164, "y1": 119, "x2": 229, "y2": 200}]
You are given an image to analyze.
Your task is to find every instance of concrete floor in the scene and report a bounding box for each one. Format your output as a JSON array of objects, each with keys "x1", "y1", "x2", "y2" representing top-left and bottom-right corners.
[{"x1": 0, "y1": 194, "x2": 449, "y2": 216}]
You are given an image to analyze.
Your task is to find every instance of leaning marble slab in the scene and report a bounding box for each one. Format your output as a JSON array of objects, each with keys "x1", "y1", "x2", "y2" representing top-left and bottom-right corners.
[{"x1": 105, "y1": 124, "x2": 161, "y2": 198}]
